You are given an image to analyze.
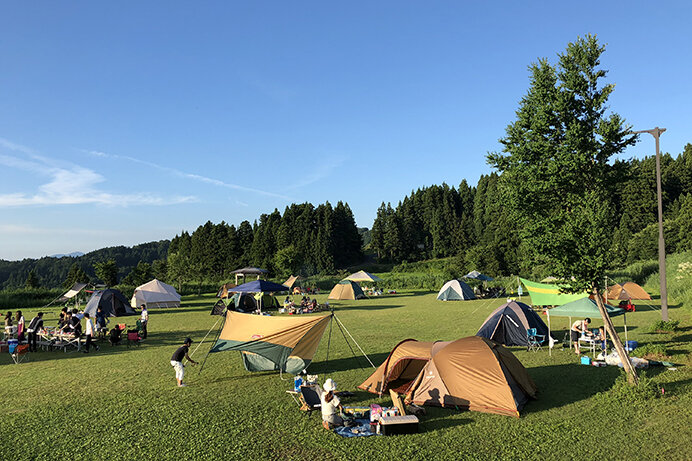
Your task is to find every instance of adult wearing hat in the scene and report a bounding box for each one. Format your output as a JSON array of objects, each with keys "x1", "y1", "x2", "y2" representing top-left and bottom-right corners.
[
  {"x1": 170, "y1": 337, "x2": 197, "y2": 387},
  {"x1": 320, "y1": 378, "x2": 344, "y2": 429}
]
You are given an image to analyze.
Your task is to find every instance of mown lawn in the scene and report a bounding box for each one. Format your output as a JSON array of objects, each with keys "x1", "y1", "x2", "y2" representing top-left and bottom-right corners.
[{"x1": 2, "y1": 291, "x2": 691, "y2": 460}]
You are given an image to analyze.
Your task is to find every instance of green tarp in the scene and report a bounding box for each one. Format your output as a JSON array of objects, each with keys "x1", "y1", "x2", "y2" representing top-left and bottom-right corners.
[
  {"x1": 547, "y1": 298, "x2": 625, "y2": 318},
  {"x1": 519, "y1": 278, "x2": 588, "y2": 306}
]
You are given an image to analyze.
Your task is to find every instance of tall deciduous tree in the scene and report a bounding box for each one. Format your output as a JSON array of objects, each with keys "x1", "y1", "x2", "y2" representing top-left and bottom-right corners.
[
  {"x1": 488, "y1": 35, "x2": 639, "y2": 383},
  {"x1": 94, "y1": 259, "x2": 118, "y2": 286}
]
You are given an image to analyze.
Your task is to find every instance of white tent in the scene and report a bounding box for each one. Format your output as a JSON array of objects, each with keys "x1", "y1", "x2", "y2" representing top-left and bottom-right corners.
[{"x1": 130, "y1": 279, "x2": 181, "y2": 308}]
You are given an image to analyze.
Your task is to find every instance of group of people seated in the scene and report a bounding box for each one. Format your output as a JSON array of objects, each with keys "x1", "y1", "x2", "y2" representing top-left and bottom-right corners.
[{"x1": 283, "y1": 296, "x2": 322, "y2": 314}]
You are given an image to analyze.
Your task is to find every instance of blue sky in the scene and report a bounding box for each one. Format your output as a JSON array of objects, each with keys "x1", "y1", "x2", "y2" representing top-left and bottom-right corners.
[{"x1": 1, "y1": 1, "x2": 691, "y2": 260}]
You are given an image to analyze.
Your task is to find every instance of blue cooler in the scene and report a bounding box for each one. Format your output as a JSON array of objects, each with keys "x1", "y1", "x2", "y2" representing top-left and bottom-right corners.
[
  {"x1": 8, "y1": 339, "x2": 18, "y2": 354},
  {"x1": 625, "y1": 340, "x2": 638, "y2": 352},
  {"x1": 580, "y1": 356, "x2": 592, "y2": 365}
]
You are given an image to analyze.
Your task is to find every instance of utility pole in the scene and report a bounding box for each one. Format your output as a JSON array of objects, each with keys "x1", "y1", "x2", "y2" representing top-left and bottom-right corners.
[{"x1": 633, "y1": 127, "x2": 668, "y2": 321}]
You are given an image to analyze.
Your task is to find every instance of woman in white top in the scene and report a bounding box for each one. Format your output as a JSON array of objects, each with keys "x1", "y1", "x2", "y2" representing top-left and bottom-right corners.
[{"x1": 320, "y1": 378, "x2": 344, "y2": 429}]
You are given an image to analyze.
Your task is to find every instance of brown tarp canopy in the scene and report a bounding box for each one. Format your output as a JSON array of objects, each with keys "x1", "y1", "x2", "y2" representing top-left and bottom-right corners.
[
  {"x1": 359, "y1": 336, "x2": 537, "y2": 418},
  {"x1": 283, "y1": 275, "x2": 300, "y2": 290},
  {"x1": 607, "y1": 282, "x2": 652, "y2": 300}
]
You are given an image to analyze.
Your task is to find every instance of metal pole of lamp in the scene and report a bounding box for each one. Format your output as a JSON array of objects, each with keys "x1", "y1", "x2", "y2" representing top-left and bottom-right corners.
[{"x1": 633, "y1": 127, "x2": 668, "y2": 321}]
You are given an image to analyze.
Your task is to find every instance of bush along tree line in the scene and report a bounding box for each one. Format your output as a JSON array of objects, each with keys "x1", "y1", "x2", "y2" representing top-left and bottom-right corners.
[{"x1": 166, "y1": 201, "x2": 363, "y2": 288}]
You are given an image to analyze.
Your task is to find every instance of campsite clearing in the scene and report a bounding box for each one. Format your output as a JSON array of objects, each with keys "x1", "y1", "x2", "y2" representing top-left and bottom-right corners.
[{"x1": 1, "y1": 291, "x2": 691, "y2": 460}]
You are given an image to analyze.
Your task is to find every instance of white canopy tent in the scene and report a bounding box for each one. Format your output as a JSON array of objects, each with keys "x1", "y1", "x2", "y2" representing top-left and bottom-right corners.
[{"x1": 130, "y1": 279, "x2": 181, "y2": 308}]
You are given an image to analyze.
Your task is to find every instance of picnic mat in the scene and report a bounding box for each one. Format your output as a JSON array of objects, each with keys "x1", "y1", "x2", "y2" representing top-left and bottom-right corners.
[{"x1": 333, "y1": 419, "x2": 379, "y2": 438}]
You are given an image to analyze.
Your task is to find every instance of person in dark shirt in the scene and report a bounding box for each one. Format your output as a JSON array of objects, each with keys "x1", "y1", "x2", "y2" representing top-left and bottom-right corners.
[
  {"x1": 69, "y1": 312, "x2": 82, "y2": 338},
  {"x1": 27, "y1": 312, "x2": 44, "y2": 352},
  {"x1": 170, "y1": 337, "x2": 197, "y2": 387}
]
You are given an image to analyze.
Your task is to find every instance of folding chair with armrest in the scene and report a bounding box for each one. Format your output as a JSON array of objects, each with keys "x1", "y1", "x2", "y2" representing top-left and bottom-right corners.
[{"x1": 527, "y1": 328, "x2": 546, "y2": 352}]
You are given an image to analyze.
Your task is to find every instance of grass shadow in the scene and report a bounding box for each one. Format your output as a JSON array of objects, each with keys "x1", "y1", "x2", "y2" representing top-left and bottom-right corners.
[
  {"x1": 342, "y1": 304, "x2": 405, "y2": 311},
  {"x1": 523, "y1": 363, "x2": 621, "y2": 413},
  {"x1": 310, "y1": 353, "x2": 390, "y2": 374}
]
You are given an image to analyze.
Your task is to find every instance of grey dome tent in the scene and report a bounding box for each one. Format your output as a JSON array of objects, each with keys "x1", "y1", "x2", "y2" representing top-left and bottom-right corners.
[
  {"x1": 476, "y1": 301, "x2": 549, "y2": 346},
  {"x1": 84, "y1": 289, "x2": 136, "y2": 317},
  {"x1": 437, "y1": 279, "x2": 476, "y2": 301}
]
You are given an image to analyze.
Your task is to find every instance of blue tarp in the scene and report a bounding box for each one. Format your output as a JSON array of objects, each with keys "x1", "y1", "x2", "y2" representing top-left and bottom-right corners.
[
  {"x1": 333, "y1": 419, "x2": 379, "y2": 438},
  {"x1": 231, "y1": 280, "x2": 288, "y2": 293}
]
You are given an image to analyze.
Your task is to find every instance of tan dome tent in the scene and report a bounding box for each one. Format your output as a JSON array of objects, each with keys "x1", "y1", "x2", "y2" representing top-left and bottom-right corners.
[
  {"x1": 131, "y1": 279, "x2": 181, "y2": 308},
  {"x1": 607, "y1": 282, "x2": 652, "y2": 301},
  {"x1": 359, "y1": 336, "x2": 536, "y2": 418},
  {"x1": 328, "y1": 280, "x2": 366, "y2": 300}
]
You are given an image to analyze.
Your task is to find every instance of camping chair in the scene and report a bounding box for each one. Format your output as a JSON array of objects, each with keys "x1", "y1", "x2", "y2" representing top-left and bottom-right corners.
[
  {"x1": 126, "y1": 330, "x2": 141, "y2": 348},
  {"x1": 297, "y1": 384, "x2": 322, "y2": 415},
  {"x1": 10, "y1": 343, "x2": 30, "y2": 364},
  {"x1": 527, "y1": 328, "x2": 545, "y2": 352},
  {"x1": 109, "y1": 326, "x2": 124, "y2": 346}
]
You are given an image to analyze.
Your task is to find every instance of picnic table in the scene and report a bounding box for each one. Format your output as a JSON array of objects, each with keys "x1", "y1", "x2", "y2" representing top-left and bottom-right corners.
[{"x1": 38, "y1": 327, "x2": 82, "y2": 352}]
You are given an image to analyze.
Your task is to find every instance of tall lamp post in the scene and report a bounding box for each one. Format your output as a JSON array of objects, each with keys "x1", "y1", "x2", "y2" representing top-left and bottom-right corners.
[{"x1": 633, "y1": 127, "x2": 668, "y2": 321}]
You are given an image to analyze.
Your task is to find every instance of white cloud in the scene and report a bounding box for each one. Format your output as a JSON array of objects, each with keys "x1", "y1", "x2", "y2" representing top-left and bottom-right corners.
[
  {"x1": 0, "y1": 139, "x2": 196, "y2": 207},
  {"x1": 86, "y1": 149, "x2": 291, "y2": 199},
  {"x1": 285, "y1": 156, "x2": 345, "y2": 190}
]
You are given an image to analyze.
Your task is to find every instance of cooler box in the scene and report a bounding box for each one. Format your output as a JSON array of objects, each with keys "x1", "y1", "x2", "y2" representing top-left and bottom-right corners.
[
  {"x1": 625, "y1": 341, "x2": 638, "y2": 352},
  {"x1": 580, "y1": 356, "x2": 592, "y2": 365},
  {"x1": 379, "y1": 415, "x2": 419, "y2": 435}
]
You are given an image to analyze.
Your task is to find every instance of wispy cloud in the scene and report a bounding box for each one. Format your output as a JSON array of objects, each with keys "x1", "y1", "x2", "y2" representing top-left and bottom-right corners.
[
  {"x1": 285, "y1": 156, "x2": 345, "y2": 190},
  {"x1": 0, "y1": 139, "x2": 196, "y2": 207},
  {"x1": 86, "y1": 149, "x2": 291, "y2": 200}
]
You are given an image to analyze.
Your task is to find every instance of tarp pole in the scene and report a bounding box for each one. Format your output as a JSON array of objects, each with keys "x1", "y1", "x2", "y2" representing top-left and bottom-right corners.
[
  {"x1": 547, "y1": 310, "x2": 551, "y2": 357},
  {"x1": 624, "y1": 314, "x2": 628, "y2": 344},
  {"x1": 198, "y1": 316, "x2": 225, "y2": 374},
  {"x1": 334, "y1": 314, "x2": 375, "y2": 369}
]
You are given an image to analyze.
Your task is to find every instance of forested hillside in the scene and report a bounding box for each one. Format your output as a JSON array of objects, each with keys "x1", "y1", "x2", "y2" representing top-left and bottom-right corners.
[
  {"x1": 370, "y1": 144, "x2": 692, "y2": 276},
  {"x1": 0, "y1": 241, "x2": 170, "y2": 289},
  {"x1": 166, "y1": 201, "x2": 363, "y2": 287}
]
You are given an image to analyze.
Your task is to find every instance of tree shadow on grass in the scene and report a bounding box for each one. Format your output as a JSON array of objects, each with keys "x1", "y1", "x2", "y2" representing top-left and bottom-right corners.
[
  {"x1": 341, "y1": 304, "x2": 405, "y2": 311},
  {"x1": 523, "y1": 363, "x2": 622, "y2": 413}
]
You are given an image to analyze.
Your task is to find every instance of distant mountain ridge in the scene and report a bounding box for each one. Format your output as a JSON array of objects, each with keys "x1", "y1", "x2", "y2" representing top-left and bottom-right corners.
[
  {"x1": 48, "y1": 252, "x2": 85, "y2": 259},
  {"x1": 0, "y1": 241, "x2": 169, "y2": 289}
]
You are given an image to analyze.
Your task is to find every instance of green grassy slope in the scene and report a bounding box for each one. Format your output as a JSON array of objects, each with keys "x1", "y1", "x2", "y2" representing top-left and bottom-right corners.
[{"x1": 1, "y1": 291, "x2": 690, "y2": 460}]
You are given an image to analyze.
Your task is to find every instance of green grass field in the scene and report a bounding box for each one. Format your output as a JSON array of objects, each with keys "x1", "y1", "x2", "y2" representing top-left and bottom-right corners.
[{"x1": 2, "y1": 292, "x2": 691, "y2": 460}]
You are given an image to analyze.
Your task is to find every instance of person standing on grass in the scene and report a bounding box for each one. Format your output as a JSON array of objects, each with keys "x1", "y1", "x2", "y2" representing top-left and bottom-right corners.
[
  {"x1": 571, "y1": 317, "x2": 592, "y2": 355},
  {"x1": 140, "y1": 305, "x2": 148, "y2": 339},
  {"x1": 83, "y1": 313, "x2": 99, "y2": 353},
  {"x1": 27, "y1": 312, "x2": 44, "y2": 352},
  {"x1": 16, "y1": 311, "x2": 26, "y2": 341},
  {"x1": 171, "y1": 338, "x2": 197, "y2": 387}
]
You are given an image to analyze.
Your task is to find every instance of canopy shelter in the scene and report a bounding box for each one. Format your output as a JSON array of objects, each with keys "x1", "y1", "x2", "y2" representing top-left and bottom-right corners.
[
  {"x1": 545, "y1": 298, "x2": 628, "y2": 353},
  {"x1": 607, "y1": 282, "x2": 652, "y2": 301},
  {"x1": 203, "y1": 310, "x2": 374, "y2": 376},
  {"x1": 476, "y1": 301, "x2": 549, "y2": 347},
  {"x1": 519, "y1": 278, "x2": 588, "y2": 306},
  {"x1": 44, "y1": 282, "x2": 89, "y2": 308},
  {"x1": 345, "y1": 271, "x2": 382, "y2": 283},
  {"x1": 359, "y1": 336, "x2": 537, "y2": 418},
  {"x1": 283, "y1": 275, "x2": 301, "y2": 290},
  {"x1": 328, "y1": 280, "x2": 366, "y2": 300},
  {"x1": 130, "y1": 279, "x2": 181, "y2": 308},
  {"x1": 60, "y1": 283, "x2": 88, "y2": 301},
  {"x1": 228, "y1": 280, "x2": 287, "y2": 313},
  {"x1": 436, "y1": 279, "x2": 475, "y2": 301},
  {"x1": 463, "y1": 270, "x2": 494, "y2": 282},
  {"x1": 231, "y1": 267, "x2": 268, "y2": 285},
  {"x1": 84, "y1": 289, "x2": 135, "y2": 317}
]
